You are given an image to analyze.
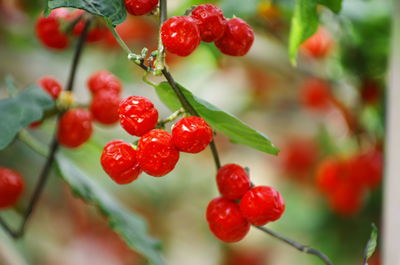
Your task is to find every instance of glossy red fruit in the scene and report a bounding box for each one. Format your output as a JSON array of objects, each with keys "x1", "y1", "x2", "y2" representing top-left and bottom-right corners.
[
  {"x1": 87, "y1": 70, "x2": 122, "y2": 95},
  {"x1": 301, "y1": 27, "x2": 333, "y2": 59},
  {"x1": 0, "y1": 167, "x2": 24, "y2": 209},
  {"x1": 161, "y1": 16, "x2": 201, "y2": 56},
  {"x1": 137, "y1": 129, "x2": 180, "y2": 177},
  {"x1": 206, "y1": 197, "x2": 250, "y2": 243},
  {"x1": 215, "y1": 18, "x2": 254, "y2": 56},
  {"x1": 58, "y1": 108, "x2": 93, "y2": 148},
  {"x1": 73, "y1": 20, "x2": 108, "y2": 42},
  {"x1": 239, "y1": 186, "x2": 285, "y2": 226},
  {"x1": 35, "y1": 8, "x2": 70, "y2": 50},
  {"x1": 216, "y1": 164, "x2": 251, "y2": 200},
  {"x1": 90, "y1": 91, "x2": 121, "y2": 125},
  {"x1": 38, "y1": 76, "x2": 63, "y2": 99},
  {"x1": 328, "y1": 182, "x2": 363, "y2": 217},
  {"x1": 171, "y1": 116, "x2": 213, "y2": 153},
  {"x1": 118, "y1": 96, "x2": 158, "y2": 136},
  {"x1": 300, "y1": 77, "x2": 331, "y2": 111},
  {"x1": 101, "y1": 140, "x2": 142, "y2": 184},
  {"x1": 190, "y1": 4, "x2": 226, "y2": 42},
  {"x1": 125, "y1": 0, "x2": 158, "y2": 16}
]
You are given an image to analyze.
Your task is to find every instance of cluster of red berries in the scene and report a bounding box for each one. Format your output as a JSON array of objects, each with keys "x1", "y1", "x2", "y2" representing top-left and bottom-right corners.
[
  {"x1": 316, "y1": 148, "x2": 383, "y2": 216},
  {"x1": 206, "y1": 164, "x2": 285, "y2": 242},
  {"x1": 101, "y1": 97, "x2": 213, "y2": 183},
  {"x1": 0, "y1": 167, "x2": 24, "y2": 209},
  {"x1": 160, "y1": 4, "x2": 255, "y2": 57},
  {"x1": 36, "y1": 8, "x2": 107, "y2": 50}
]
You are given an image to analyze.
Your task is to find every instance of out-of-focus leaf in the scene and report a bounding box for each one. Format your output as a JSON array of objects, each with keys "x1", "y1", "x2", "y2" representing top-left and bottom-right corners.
[
  {"x1": 55, "y1": 154, "x2": 167, "y2": 265},
  {"x1": 363, "y1": 224, "x2": 378, "y2": 263},
  {"x1": 0, "y1": 85, "x2": 54, "y2": 150},
  {"x1": 317, "y1": 0, "x2": 342, "y2": 13},
  {"x1": 219, "y1": 0, "x2": 262, "y2": 18},
  {"x1": 156, "y1": 82, "x2": 279, "y2": 155}
]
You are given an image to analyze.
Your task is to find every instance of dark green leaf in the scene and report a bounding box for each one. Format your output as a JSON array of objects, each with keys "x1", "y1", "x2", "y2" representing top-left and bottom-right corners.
[
  {"x1": 46, "y1": 0, "x2": 126, "y2": 26},
  {"x1": 317, "y1": 0, "x2": 342, "y2": 13},
  {"x1": 0, "y1": 85, "x2": 54, "y2": 150},
  {"x1": 55, "y1": 154, "x2": 167, "y2": 265},
  {"x1": 364, "y1": 224, "x2": 378, "y2": 263},
  {"x1": 156, "y1": 82, "x2": 279, "y2": 155}
]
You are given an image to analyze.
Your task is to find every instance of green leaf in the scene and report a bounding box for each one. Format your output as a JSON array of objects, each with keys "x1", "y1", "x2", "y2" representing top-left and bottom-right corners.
[
  {"x1": 55, "y1": 154, "x2": 167, "y2": 265},
  {"x1": 364, "y1": 224, "x2": 378, "y2": 263},
  {"x1": 156, "y1": 82, "x2": 279, "y2": 155},
  {"x1": 0, "y1": 85, "x2": 54, "y2": 150},
  {"x1": 317, "y1": 0, "x2": 342, "y2": 13},
  {"x1": 46, "y1": 0, "x2": 126, "y2": 26}
]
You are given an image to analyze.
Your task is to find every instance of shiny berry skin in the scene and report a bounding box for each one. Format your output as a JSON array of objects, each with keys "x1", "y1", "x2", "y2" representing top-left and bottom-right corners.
[
  {"x1": 58, "y1": 108, "x2": 93, "y2": 148},
  {"x1": 161, "y1": 16, "x2": 201, "y2": 57},
  {"x1": 206, "y1": 197, "x2": 250, "y2": 243},
  {"x1": 38, "y1": 76, "x2": 62, "y2": 99},
  {"x1": 101, "y1": 140, "x2": 142, "y2": 184},
  {"x1": 171, "y1": 116, "x2": 213, "y2": 153},
  {"x1": 118, "y1": 96, "x2": 159, "y2": 136},
  {"x1": 190, "y1": 4, "x2": 226, "y2": 42},
  {"x1": 215, "y1": 18, "x2": 254, "y2": 56},
  {"x1": 125, "y1": 0, "x2": 159, "y2": 16},
  {"x1": 35, "y1": 9, "x2": 70, "y2": 50},
  {"x1": 0, "y1": 167, "x2": 24, "y2": 209},
  {"x1": 300, "y1": 77, "x2": 331, "y2": 111},
  {"x1": 137, "y1": 129, "x2": 180, "y2": 177},
  {"x1": 301, "y1": 27, "x2": 333, "y2": 59},
  {"x1": 216, "y1": 164, "x2": 251, "y2": 200},
  {"x1": 90, "y1": 91, "x2": 121, "y2": 125},
  {"x1": 239, "y1": 186, "x2": 285, "y2": 226},
  {"x1": 87, "y1": 70, "x2": 122, "y2": 95}
]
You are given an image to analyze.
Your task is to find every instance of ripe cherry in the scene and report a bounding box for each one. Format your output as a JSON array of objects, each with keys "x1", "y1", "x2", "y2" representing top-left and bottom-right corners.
[
  {"x1": 125, "y1": 0, "x2": 159, "y2": 16},
  {"x1": 0, "y1": 167, "x2": 24, "y2": 209},
  {"x1": 101, "y1": 140, "x2": 142, "y2": 184},
  {"x1": 216, "y1": 164, "x2": 251, "y2": 200},
  {"x1": 38, "y1": 76, "x2": 63, "y2": 99},
  {"x1": 206, "y1": 197, "x2": 250, "y2": 243},
  {"x1": 301, "y1": 27, "x2": 333, "y2": 59},
  {"x1": 90, "y1": 90, "x2": 121, "y2": 125},
  {"x1": 190, "y1": 4, "x2": 226, "y2": 42},
  {"x1": 328, "y1": 182, "x2": 363, "y2": 217},
  {"x1": 58, "y1": 108, "x2": 93, "y2": 148},
  {"x1": 87, "y1": 70, "x2": 122, "y2": 95},
  {"x1": 300, "y1": 77, "x2": 332, "y2": 111},
  {"x1": 315, "y1": 158, "x2": 344, "y2": 194},
  {"x1": 73, "y1": 20, "x2": 108, "y2": 42},
  {"x1": 35, "y1": 8, "x2": 70, "y2": 50}
]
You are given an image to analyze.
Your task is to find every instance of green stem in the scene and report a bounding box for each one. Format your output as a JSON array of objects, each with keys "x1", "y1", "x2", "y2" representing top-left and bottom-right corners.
[
  {"x1": 157, "y1": 108, "x2": 185, "y2": 128},
  {"x1": 18, "y1": 130, "x2": 48, "y2": 157}
]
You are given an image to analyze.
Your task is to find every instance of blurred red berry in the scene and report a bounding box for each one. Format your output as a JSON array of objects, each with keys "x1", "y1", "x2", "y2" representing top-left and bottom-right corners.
[
  {"x1": 58, "y1": 108, "x2": 93, "y2": 148},
  {"x1": 190, "y1": 4, "x2": 226, "y2": 42},
  {"x1": 35, "y1": 8, "x2": 70, "y2": 50},
  {"x1": 137, "y1": 129, "x2": 180, "y2": 177},
  {"x1": 206, "y1": 197, "x2": 250, "y2": 243},
  {"x1": 315, "y1": 158, "x2": 344, "y2": 194},
  {"x1": 125, "y1": 0, "x2": 158, "y2": 16},
  {"x1": 73, "y1": 20, "x2": 108, "y2": 42},
  {"x1": 239, "y1": 186, "x2": 285, "y2": 226},
  {"x1": 161, "y1": 16, "x2": 201, "y2": 56},
  {"x1": 215, "y1": 18, "x2": 254, "y2": 56},
  {"x1": 216, "y1": 164, "x2": 251, "y2": 200},
  {"x1": 87, "y1": 70, "x2": 122, "y2": 95},
  {"x1": 360, "y1": 79, "x2": 381, "y2": 105},
  {"x1": 300, "y1": 77, "x2": 332, "y2": 111},
  {"x1": 38, "y1": 76, "x2": 63, "y2": 99},
  {"x1": 90, "y1": 91, "x2": 121, "y2": 125},
  {"x1": 224, "y1": 248, "x2": 267, "y2": 265},
  {"x1": 301, "y1": 27, "x2": 333, "y2": 59},
  {"x1": 349, "y1": 149, "x2": 383, "y2": 189},
  {"x1": 328, "y1": 182, "x2": 364, "y2": 217},
  {"x1": 0, "y1": 167, "x2": 24, "y2": 209},
  {"x1": 101, "y1": 140, "x2": 142, "y2": 184}
]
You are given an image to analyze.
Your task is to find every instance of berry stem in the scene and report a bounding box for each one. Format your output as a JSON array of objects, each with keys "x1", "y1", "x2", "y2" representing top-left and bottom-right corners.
[
  {"x1": 18, "y1": 130, "x2": 48, "y2": 157},
  {"x1": 157, "y1": 108, "x2": 185, "y2": 128},
  {"x1": 255, "y1": 226, "x2": 333, "y2": 265}
]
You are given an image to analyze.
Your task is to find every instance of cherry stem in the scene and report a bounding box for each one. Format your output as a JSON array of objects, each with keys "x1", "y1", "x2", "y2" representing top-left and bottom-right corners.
[
  {"x1": 255, "y1": 226, "x2": 334, "y2": 265},
  {"x1": 157, "y1": 108, "x2": 185, "y2": 128},
  {"x1": 0, "y1": 19, "x2": 91, "y2": 239}
]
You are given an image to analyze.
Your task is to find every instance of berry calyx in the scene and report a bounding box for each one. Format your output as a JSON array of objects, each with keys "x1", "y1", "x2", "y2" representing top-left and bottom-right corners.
[
  {"x1": 137, "y1": 129, "x2": 180, "y2": 177},
  {"x1": 57, "y1": 108, "x2": 93, "y2": 148},
  {"x1": 190, "y1": 4, "x2": 226, "y2": 42},
  {"x1": 38, "y1": 76, "x2": 63, "y2": 99},
  {"x1": 239, "y1": 186, "x2": 285, "y2": 226},
  {"x1": 161, "y1": 16, "x2": 201, "y2": 56},
  {"x1": 300, "y1": 77, "x2": 332, "y2": 111},
  {"x1": 125, "y1": 0, "x2": 159, "y2": 16},
  {"x1": 35, "y1": 9, "x2": 70, "y2": 50},
  {"x1": 101, "y1": 140, "x2": 142, "y2": 184},
  {"x1": 215, "y1": 18, "x2": 254, "y2": 56},
  {"x1": 118, "y1": 96, "x2": 159, "y2": 136},
  {"x1": 0, "y1": 167, "x2": 24, "y2": 209},
  {"x1": 216, "y1": 164, "x2": 251, "y2": 200},
  {"x1": 171, "y1": 116, "x2": 213, "y2": 153},
  {"x1": 90, "y1": 90, "x2": 121, "y2": 125},
  {"x1": 87, "y1": 70, "x2": 122, "y2": 95},
  {"x1": 206, "y1": 197, "x2": 250, "y2": 242}
]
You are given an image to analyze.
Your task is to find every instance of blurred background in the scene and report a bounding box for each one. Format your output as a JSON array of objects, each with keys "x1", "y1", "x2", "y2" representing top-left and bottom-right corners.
[{"x1": 0, "y1": 0, "x2": 391, "y2": 264}]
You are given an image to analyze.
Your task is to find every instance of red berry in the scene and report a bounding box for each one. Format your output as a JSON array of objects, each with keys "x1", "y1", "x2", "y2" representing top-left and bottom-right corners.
[
  {"x1": 349, "y1": 149, "x2": 383, "y2": 189},
  {"x1": 216, "y1": 164, "x2": 251, "y2": 200},
  {"x1": 301, "y1": 27, "x2": 333, "y2": 59},
  {"x1": 300, "y1": 77, "x2": 331, "y2": 111},
  {"x1": 328, "y1": 182, "x2": 363, "y2": 217},
  {"x1": 137, "y1": 129, "x2": 180, "y2": 177},
  {"x1": 73, "y1": 20, "x2": 108, "y2": 42},
  {"x1": 58, "y1": 108, "x2": 93, "y2": 148},
  {"x1": 161, "y1": 16, "x2": 201, "y2": 57},
  {"x1": 315, "y1": 158, "x2": 344, "y2": 194},
  {"x1": 125, "y1": 0, "x2": 158, "y2": 16},
  {"x1": 118, "y1": 96, "x2": 159, "y2": 136},
  {"x1": 239, "y1": 186, "x2": 285, "y2": 226},
  {"x1": 215, "y1": 18, "x2": 254, "y2": 56},
  {"x1": 35, "y1": 9, "x2": 70, "y2": 50},
  {"x1": 190, "y1": 4, "x2": 226, "y2": 42},
  {"x1": 38, "y1": 76, "x2": 63, "y2": 99},
  {"x1": 87, "y1": 70, "x2": 122, "y2": 95},
  {"x1": 0, "y1": 167, "x2": 24, "y2": 209},
  {"x1": 360, "y1": 79, "x2": 381, "y2": 105},
  {"x1": 171, "y1": 116, "x2": 213, "y2": 153},
  {"x1": 90, "y1": 90, "x2": 121, "y2": 125},
  {"x1": 206, "y1": 197, "x2": 250, "y2": 243},
  {"x1": 101, "y1": 140, "x2": 142, "y2": 184}
]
